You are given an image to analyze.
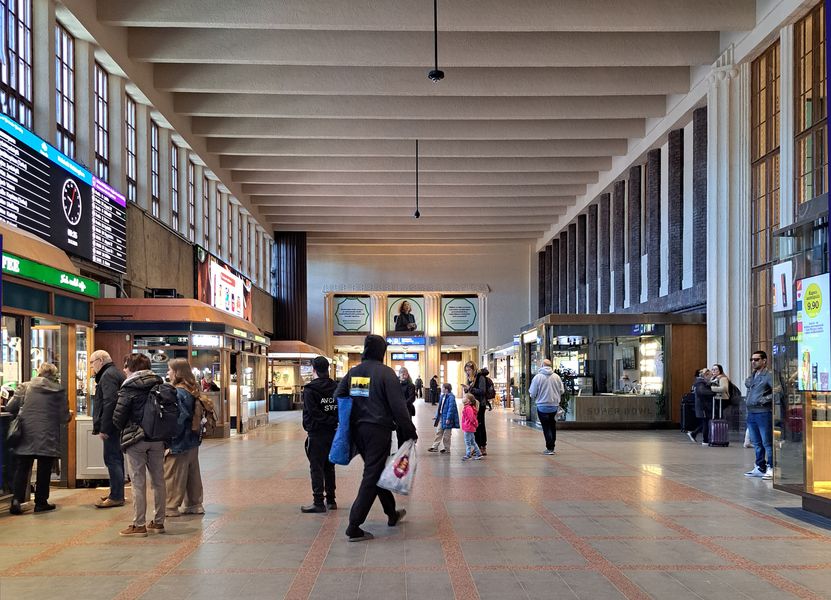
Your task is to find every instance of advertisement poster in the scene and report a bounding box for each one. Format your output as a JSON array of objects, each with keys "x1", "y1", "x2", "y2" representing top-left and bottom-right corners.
[
  {"x1": 772, "y1": 261, "x2": 794, "y2": 313},
  {"x1": 387, "y1": 296, "x2": 424, "y2": 333},
  {"x1": 195, "y1": 247, "x2": 252, "y2": 321},
  {"x1": 441, "y1": 296, "x2": 479, "y2": 333},
  {"x1": 334, "y1": 295, "x2": 371, "y2": 334},
  {"x1": 796, "y1": 273, "x2": 831, "y2": 391}
]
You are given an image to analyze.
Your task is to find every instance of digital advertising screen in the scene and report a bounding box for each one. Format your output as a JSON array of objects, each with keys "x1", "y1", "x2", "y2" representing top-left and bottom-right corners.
[
  {"x1": 796, "y1": 273, "x2": 831, "y2": 391},
  {"x1": 195, "y1": 247, "x2": 252, "y2": 321},
  {"x1": 387, "y1": 296, "x2": 424, "y2": 334},
  {"x1": 0, "y1": 114, "x2": 127, "y2": 272}
]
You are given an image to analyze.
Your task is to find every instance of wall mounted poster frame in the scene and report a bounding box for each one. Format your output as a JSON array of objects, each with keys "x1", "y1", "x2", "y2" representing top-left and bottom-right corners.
[
  {"x1": 387, "y1": 296, "x2": 424, "y2": 334},
  {"x1": 334, "y1": 295, "x2": 371, "y2": 335}
]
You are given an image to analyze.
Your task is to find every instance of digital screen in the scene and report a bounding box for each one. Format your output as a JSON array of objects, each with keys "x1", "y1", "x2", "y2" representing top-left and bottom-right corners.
[
  {"x1": 796, "y1": 274, "x2": 831, "y2": 391},
  {"x1": 0, "y1": 114, "x2": 126, "y2": 272},
  {"x1": 195, "y1": 247, "x2": 252, "y2": 321}
]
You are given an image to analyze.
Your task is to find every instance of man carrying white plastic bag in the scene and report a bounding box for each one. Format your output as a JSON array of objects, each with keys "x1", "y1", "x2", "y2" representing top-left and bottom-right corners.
[
  {"x1": 378, "y1": 439, "x2": 418, "y2": 495},
  {"x1": 334, "y1": 335, "x2": 418, "y2": 542}
]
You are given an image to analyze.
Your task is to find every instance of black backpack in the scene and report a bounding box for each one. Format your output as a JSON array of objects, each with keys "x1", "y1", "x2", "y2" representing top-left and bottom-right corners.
[
  {"x1": 484, "y1": 377, "x2": 496, "y2": 401},
  {"x1": 141, "y1": 383, "x2": 181, "y2": 442},
  {"x1": 728, "y1": 381, "x2": 742, "y2": 405}
]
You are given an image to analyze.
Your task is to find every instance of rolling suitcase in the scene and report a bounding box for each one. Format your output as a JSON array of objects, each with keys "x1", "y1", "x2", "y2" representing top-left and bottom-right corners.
[
  {"x1": 681, "y1": 393, "x2": 697, "y2": 432},
  {"x1": 708, "y1": 396, "x2": 729, "y2": 447}
]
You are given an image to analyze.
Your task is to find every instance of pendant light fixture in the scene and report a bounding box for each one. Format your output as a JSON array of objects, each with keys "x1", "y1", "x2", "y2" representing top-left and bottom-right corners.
[
  {"x1": 414, "y1": 139, "x2": 421, "y2": 219},
  {"x1": 427, "y1": 0, "x2": 444, "y2": 82}
]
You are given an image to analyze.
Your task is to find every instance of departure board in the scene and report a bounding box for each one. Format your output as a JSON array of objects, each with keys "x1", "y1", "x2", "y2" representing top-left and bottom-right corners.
[{"x1": 0, "y1": 114, "x2": 127, "y2": 273}]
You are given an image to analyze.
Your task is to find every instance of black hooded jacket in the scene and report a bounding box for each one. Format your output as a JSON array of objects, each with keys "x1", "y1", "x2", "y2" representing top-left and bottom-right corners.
[
  {"x1": 334, "y1": 335, "x2": 417, "y2": 440},
  {"x1": 92, "y1": 362, "x2": 126, "y2": 436},
  {"x1": 302, "y1": 375, "x2": 338, "y2": 434}
]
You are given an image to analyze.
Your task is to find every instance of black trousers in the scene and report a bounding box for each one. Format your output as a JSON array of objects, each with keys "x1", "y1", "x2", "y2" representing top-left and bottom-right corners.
[
  {"x1": 12, "y1": 455, "x2": 53, "y2": 505},
  {"x1": 475, "y1": 403, "x2": 487, "y2": 448},
  {"x1": 306, "y1": 432, "x2": 336, "y2": 505},
  {"x1": 691, "y1": 416, "x2": 710, "y2": 443},
  {"x1": 537, "y1": 411, "x2": 558, "y2": 450},
  {"x1": 348, "y1": 423, "x2": 396, "y2": 532}
]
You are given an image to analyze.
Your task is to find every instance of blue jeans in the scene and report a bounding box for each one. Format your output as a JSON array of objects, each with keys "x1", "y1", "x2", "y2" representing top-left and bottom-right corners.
[
  {"x1": 103, "y1": 433, "x2": 125, "y2": 501},
  {"x1": 463, "y1": 431, "x2": 481, "y2": 458},
  {"x1": 746, "y1": 410, "x2": 773, "y2": 471}
]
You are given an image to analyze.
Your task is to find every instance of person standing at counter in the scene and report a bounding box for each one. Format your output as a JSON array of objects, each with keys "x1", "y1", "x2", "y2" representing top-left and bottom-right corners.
[
  {"x1": 528, "y1": 359, "x2": 564, "y2": 455},
  {"x1": 686, "y1": 368, "x2": 714, "y2": 445},
  {"x1": 744, "y1": 351, "x2": 774, "y2": 480},
  {"x1": 90, "y1": 350, "x2": 127, "y2": 509},
  {"x1": 301, "y1": 356, "x2": 338, "y2": 513},
  {"x1": 8, "y1": 363, "x2": 72, "y2": 515}
]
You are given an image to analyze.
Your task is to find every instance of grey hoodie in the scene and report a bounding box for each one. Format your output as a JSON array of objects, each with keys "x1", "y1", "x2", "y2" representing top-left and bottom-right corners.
[{"x1": 528, "y1": 366, "x2": 564, "y2": 412}]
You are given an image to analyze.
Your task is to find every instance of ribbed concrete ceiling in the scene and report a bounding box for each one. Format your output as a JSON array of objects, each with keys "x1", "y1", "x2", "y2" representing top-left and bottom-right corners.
[{"x1": 98, "y1": 0, "x2": 755, "y2": 246}]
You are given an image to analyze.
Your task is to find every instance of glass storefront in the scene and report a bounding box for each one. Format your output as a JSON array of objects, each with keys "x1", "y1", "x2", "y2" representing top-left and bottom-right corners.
[{"x1": 771, "y1": 197, "x2": 831, "y2": 516}]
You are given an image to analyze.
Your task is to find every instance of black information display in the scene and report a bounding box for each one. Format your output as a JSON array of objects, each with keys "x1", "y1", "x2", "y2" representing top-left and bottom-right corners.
[{"x1": 0, "y1": 114, "x2": 127, "y2": 273}]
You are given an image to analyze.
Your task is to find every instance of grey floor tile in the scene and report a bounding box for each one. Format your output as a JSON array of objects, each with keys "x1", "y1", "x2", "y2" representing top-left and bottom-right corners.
[
  {"x1": 625, "y1": 570, "x2": 801, "y2": 600},
  {"x1": 309, "y1": 572, "x2": 362, "y2": 600},
  {"x1": 589, "y1": 539, "x2": 727, "y2": 567},
  {"x1": 0, "y1": 576, "x2": 134, "y2": 600},
  {"x1": 776, "y1": 569, "x2": 831, "y2": 599},
  {"x1": 715, "y1": 538, "x2": 831, "y2": 566},
  {"x1": 559, "y1": 515, "x2": 677, "y2": 537},
  {"x1": 473, "y1": 571, "x2": 528, "y2": 600}
]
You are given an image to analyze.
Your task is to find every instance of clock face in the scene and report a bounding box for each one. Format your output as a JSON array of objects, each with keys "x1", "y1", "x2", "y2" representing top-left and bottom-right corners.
[{"x1": 62, "y1": 179, "x2": 82, "y2": 226}]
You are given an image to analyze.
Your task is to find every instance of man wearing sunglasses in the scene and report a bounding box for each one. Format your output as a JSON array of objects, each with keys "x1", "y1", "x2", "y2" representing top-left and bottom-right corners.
[{"x1": 744, "y1": 351, "x2": 773, "y2": 480}]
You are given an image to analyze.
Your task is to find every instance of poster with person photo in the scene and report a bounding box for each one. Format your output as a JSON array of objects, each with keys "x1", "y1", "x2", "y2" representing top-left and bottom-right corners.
[{"x1": 387, "y1": 296, "x2": 424, "y2": 334}]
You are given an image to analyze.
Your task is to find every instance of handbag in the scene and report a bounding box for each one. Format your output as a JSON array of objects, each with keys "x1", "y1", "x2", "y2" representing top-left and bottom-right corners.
[
  {"x1": 328, "y1": 396, "x2": 356, "y2": 465},
  {"x1": 377, "y1": 439, "x2": 418, "y2": 495},
  {"x1": 6, "y1": 415, "x2": 23, "y2": 447}
]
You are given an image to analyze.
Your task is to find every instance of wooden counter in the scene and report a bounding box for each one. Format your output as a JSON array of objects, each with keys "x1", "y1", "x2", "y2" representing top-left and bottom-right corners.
[{"x1": 568, "y1": 394, "x2": 661, "y2": 423}]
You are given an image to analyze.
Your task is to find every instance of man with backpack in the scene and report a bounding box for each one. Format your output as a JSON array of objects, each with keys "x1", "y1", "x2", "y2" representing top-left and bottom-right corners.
[
  {"x1": 528, "y1": 359, "x2": 564, "y2": 455},
  {"x1": 300, "y1": 356, "x2": 338, "y2": 513},
  {"x1": 113, "y1": 353, "x2": 177, "y2": 537}
]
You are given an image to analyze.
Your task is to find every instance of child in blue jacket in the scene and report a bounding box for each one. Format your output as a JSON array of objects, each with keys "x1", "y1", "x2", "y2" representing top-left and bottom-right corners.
[{"x1": 428, "y1": 383, "x2": 460, "y2": 454}]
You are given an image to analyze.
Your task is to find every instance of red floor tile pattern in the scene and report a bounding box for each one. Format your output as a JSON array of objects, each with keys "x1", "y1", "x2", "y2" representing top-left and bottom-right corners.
[{"x1": 1, "y1": 411, "x2": 831, "y2": 599}]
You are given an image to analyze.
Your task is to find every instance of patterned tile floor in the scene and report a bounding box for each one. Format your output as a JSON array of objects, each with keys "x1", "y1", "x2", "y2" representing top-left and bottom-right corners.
[{"x1": 1, "y1": 407, "x2": 831, "y2": 599}]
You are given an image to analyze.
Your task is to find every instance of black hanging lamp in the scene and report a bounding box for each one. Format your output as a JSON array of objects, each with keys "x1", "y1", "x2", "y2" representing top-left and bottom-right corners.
[
  {"x1": 427, "y1": 0, "x2": 444, "y2": 82},
  {"x1": 414, "y1": 139, "x2": 421, "y2": 218}
]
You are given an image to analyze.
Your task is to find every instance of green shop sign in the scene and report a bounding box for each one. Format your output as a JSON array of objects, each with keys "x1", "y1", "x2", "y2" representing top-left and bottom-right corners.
[{"x1": 2, "y1": 252, "x2": 100, "y2": 298}]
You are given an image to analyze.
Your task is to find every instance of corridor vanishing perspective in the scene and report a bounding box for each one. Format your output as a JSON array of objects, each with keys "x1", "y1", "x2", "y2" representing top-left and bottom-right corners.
[{"x1": 0, "y1": 408, "x2": 829, "y2": 600}]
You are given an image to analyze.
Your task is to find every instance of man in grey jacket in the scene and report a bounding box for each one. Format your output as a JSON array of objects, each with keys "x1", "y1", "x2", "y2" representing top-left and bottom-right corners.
[
  {"x1": 528, "y1": 359, "x2": 564, "y2": 455},
  {"x1": 91, "y1": 350, "x2": 126, "y2": 508},
  {"x1": 744, "y1": 350, "x2": 774, "y2": 480}
]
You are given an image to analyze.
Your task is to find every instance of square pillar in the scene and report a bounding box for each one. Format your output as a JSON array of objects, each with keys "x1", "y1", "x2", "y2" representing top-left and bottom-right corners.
[
  {"x1": 612, "y1": 180, "x2": 625, "y2": 311},
  {"x1": 577, "y1": 214, "x2": 587, "y2": 313},
  {"x1": 668, "y1": 128, "x2": 684, "y2": 294},
  {"x1": 646, "y1": 148, "x2": 662, "y2": 299},
  {"x1": 587, "y1": 204, "x2": 598, "y2": 313},
  {"x1": 598, "y1": 193, "x2": 611, "y2": 313},
  {"x1": 628, "y1": 166, "x2": 642, "y2": 306}
]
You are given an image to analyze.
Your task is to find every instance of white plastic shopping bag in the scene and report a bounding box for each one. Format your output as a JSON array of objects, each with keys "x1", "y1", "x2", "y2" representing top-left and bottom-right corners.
[{"x1": 377, "y1": 439, "x2": 418, "y2": 495}]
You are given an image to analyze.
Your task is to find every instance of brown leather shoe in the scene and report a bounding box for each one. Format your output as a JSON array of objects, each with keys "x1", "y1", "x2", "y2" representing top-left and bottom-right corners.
[
  {"x1": 147, "y1": 521, "x2": 165, "y2": 534},
  {"x1": 119, "y1": 525, "x2": 147, "y2": 537},
  {"x1": 95, "y1": 498, "x2": 125, "y2": 508}
]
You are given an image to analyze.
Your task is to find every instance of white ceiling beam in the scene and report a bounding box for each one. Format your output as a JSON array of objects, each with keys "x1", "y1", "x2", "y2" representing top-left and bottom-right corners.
[
  {"x1": 250, "y1": 196, "x2": 575, "y2": 208},
  {"x1": 241, "y1": 184, "x2": 585, "y2": 197},
  {"x1": 259, "y1": 205, "x2": 564, "y2": 217},
  {"x1": 174, "y1": 93, "x2": 668, "y2": 120},
  {"x1": 100, "y1": 0, "x2": 755, "y2": 32},
  {"x1": 219, "y1": 155, "x2": 613, "y2": 173},
  {"x1": 192, "y1": 117, "x2": 644, "y2": 140},
  {"x1": 207, "y1": 138, "x2": 630, "y2": 157},
  {"x1": 231, "y1": 171, "x2": 597, "y2": 186},
  {"x1": 269, "y1": 215, "x2": 556, "y2": 225},
  {"x1": 155, "y1": 65, "x2": 690, "y2": 97},
  {"x1": 131, "y1": 30, "x2": 718, "y2": 67},
  {"x1": 270, "y1": 223, "x2": 548, "y2": 233}
]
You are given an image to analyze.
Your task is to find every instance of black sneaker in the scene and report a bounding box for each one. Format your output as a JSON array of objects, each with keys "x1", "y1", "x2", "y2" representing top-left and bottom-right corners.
[
  {"x1": 388, "y1": 509, "x2": 406, "y2": 527},
  {"x1": 9, "y1": 499, "x2": 22, "y2": 515},
  {"x1": 34, "y1": 503, "x2": 56, "y2": 513},
  {"x1": 427, "y1": 447, "x2": 439, "y2": 452},
  {"x1": 300, "y1": 504, "x2": 326, "y2": 513},
  {"x1": 346, "y1": 528, "x2": 374, "y2": 542},
  {"x1": 327, "y1": 501, "x2": 338, "y2": 510}
]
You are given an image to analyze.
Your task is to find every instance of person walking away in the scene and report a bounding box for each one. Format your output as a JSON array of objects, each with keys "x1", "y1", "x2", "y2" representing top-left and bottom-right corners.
[
  {"x1": 90, "y1": 350, "x2": 126, "y2": 508},
  {"x1": 8, "y1": 363, "x2": 72, "y2": 515},
  {"x1": 428, "y1": 383, "x2": 459, "y2": 454},
  {"x1": 528, "y1": 359, "x2": 564, "y2": 455},
  {"x1": 334, "y1": 335, "x2": 417, "y2": 542},
  {"x1": 164, "y1": 359, "x2": 205, "y2": 517},
  {"x1": 397, "y1": 367, "x2": 417, "y2": 448},
  {"x1": 300, "y1": 356, "x2": 338, "y2": 513},
  {"x1": 745, "y1": 350, "x2": 774, "y2": 480},
  {"x1": 113, "y1": 353, "x2": 166, "y2": 537},
  {"x1": 429, "y1": 375, "x2": 439, "y2": 405},
  {"x1": 463, "y1": 361, "x2": 489, "y2": 455},
  {"x1": 686, "y1": 369, "x2": 714, "y2": 445},
  {"x1": 461, "y1": 394, "x2": 483, "y2": 461},
  {"x1": 414, "y1": 376, "x2": 423, "y2": 399}
]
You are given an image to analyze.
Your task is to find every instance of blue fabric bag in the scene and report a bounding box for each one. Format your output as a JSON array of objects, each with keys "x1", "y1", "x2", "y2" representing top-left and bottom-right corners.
[{"x1": 329, "y1": 396, "x2": 356, "y2": 465}]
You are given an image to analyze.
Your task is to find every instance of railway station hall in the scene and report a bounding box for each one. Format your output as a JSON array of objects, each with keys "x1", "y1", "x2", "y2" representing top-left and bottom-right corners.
[{"x1": 1, "y1": 0, "x2": 831, "y2": 598}]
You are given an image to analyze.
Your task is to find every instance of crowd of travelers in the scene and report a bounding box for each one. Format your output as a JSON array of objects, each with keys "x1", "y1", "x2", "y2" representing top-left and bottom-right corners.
[{"x1": 3, "y1": 332, "x2": 777, "y2": 544}]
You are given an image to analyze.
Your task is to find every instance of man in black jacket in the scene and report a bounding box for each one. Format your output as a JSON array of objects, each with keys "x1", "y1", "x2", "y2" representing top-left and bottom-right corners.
[
  {"x1": 90, "y1": 350, "x2": 126, "y2": 508},
  {"x1": 335, "y1": 335, "x2": 418, "y2": 542},
  {"x1": 301, "y1": 356, "x2": 338, "y2": 513}
]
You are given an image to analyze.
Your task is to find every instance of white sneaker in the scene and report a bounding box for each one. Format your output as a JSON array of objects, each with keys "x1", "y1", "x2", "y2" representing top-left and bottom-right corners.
[
  {"x1": 743, "y1": 442, "x2": 753, "y2": 448},
  {"x1": 744, "y1": 467, "x2": 765, "y2": 478},
  {"x1": 762, "y1": 468, "x2": 773, "y2": 480},
  {"x1": 686, "y1": 432, "x2": 696, "y2": 443},
  {"x1": 543, "y1": 449, "x2": 556, "y2": 455}
]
